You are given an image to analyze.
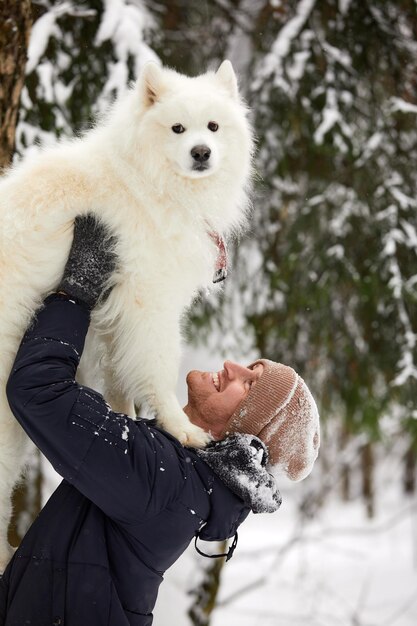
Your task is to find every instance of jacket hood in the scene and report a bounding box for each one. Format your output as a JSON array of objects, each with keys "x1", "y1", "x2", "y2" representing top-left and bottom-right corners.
[
  {"x1": 190, "y1": 434, "x2": 282, "y2": 541},
  {"x1": 196, "y1": 434, "x2": 282, "y2": 515}
]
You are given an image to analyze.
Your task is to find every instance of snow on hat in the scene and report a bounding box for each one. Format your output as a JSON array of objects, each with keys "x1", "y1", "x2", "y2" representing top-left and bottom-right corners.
[{"x1": 219, "y1": 359, "x2": 320, "y2": 481}]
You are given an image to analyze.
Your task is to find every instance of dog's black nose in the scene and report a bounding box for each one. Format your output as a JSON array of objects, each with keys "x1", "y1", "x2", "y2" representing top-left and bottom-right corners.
[{"x1": 191, "y1": 145, "x2": 211, "y2": 162}]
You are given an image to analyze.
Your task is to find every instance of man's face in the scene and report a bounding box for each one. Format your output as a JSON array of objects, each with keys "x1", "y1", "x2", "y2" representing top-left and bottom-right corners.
[{"x1": 183, "y1": 360, "x2": 264, "y2": 439}]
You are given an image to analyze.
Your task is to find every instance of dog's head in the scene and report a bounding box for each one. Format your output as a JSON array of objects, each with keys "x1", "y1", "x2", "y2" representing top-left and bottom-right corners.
[{"x1": 134, "y1": 61, "x2": 253, "y2": 184}]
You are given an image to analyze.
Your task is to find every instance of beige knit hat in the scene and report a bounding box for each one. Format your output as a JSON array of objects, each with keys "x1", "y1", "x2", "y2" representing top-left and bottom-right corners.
[{"x1": 219, "y1": 360, "x2": 320, "y2": 482}]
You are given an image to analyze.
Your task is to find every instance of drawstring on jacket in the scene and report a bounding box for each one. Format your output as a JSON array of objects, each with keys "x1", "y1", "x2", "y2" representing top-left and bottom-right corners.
[{"x1": 194, "y1": 532, "x2": 238, "y2": 562}]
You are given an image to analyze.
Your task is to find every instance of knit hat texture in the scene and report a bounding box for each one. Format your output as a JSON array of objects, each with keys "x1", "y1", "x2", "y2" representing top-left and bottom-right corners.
[{"x1": 219, "y1": 359, "x2": 320, "y2": 482}]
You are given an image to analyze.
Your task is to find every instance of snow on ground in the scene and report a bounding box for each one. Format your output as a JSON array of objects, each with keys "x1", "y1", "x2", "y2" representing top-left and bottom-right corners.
[
  {"x1": 214, "y1": 496, "x2": 417, "y2": 626},
  {"x1": 155, "y1": 479, "x2": 417, "y2": 626}
]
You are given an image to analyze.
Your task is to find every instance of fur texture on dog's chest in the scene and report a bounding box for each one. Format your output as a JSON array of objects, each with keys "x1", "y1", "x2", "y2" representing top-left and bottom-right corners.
[{"x1": 114, "y1": 216, "x2": 216, "y2": 301}]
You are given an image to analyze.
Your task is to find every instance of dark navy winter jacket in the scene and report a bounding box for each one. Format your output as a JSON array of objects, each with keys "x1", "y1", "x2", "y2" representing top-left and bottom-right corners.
[{"x1": 0, "y1": 294, "x2": 249, "y2": 626}]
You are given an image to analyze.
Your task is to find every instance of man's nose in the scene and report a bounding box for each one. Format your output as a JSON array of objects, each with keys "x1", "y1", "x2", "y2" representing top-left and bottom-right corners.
[{"x1": 224, "y1": 360, "x2": 250, "y2": 379}]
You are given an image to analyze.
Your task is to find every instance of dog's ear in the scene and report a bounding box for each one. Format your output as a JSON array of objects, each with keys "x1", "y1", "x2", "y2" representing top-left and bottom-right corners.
[
  {"x1": 216, "y1": 60, "x2": 239, "y2": 100},
  {"x1": 139, "y1": 62, "x2": 166, "y2": 108}
]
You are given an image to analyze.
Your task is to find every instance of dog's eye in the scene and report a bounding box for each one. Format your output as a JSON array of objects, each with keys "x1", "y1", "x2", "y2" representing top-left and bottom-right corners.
[
  {"x1": 208, "y1": 121, "x2": 219, "y2": 132},
  {"x1": 172, "y1": 124, "x2": 185, "y2": 134}
]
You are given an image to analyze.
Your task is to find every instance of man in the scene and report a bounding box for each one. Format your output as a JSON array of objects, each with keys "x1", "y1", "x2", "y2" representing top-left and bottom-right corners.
[{"x1": 0, "y1": 216, "x2": 320, "y2": 626}]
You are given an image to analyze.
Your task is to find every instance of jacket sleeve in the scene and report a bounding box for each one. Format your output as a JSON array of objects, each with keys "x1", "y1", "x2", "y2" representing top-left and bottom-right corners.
[{"x1": 6, "y1": 294, "x2": 186, "y2": 524}]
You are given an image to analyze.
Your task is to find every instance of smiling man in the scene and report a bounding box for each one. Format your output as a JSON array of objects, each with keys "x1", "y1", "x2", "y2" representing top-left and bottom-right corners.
[
  {"x1": 184, "y1": 361, "x2": 265, "y2": 439},
  {"x1": 0, "y1": 216, "x2": 320, "y2": 626}
]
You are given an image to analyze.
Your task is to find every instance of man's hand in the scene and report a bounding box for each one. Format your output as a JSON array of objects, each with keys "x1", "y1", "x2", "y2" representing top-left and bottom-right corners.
[{"x1": 58, "y1": 214, "x2": 118, "y2": 309}]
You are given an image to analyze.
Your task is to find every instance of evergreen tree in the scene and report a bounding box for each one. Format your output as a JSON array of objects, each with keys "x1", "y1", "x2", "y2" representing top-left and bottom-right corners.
[
  {"x1": 17, "y1": 0, "x2": 157, "y2": 154},
  {"x1": 197, "y1": 0, "x2": 417, "y2": 447}
]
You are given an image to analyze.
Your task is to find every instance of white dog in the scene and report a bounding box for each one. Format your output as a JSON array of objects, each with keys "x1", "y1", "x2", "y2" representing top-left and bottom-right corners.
[{"x1": 0, "y1": 60, "x2": 253, "y2": 570}]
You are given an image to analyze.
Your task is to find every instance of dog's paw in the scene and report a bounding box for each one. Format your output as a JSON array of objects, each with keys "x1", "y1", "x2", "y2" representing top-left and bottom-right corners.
[
  {"x1": 159, "y1": 413, "x2": 212, "y2": 448},
  {"x1": 177, "y1": 422, "x2": 213, "y2": 448}
]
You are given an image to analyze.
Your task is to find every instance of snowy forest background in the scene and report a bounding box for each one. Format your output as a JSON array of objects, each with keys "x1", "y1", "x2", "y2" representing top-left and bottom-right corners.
[{"x1": 1, "y1": 0, "x2": 417, "y2": 624}]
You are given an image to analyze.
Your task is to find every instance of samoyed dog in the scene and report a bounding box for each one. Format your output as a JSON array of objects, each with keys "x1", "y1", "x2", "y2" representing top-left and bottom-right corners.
[{"x1": 0, "y1": 60, "x2": 253, "y2": 569}]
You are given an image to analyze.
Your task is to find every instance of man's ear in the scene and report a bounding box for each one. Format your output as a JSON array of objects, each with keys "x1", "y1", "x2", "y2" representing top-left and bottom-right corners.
[
  {"x1": 216, "y1": 60, "x2": 239, "y2": 100},
  {"x1": 139, "y1": 62, "x2": 166, "y2": 108}
]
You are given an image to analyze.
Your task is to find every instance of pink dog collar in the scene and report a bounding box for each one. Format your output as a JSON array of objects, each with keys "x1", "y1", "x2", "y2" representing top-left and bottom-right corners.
[{"x1": 211, "y1": 232, "x2": 228, "y2": 283}]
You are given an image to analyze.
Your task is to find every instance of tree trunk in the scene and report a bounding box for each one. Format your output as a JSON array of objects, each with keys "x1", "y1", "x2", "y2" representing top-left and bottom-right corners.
[
  {"x1": 8, "y1": 449, "x2": 43, "y2": 547},
  {"x1": 0, "y1": 0, "x2": 32, "y2": 169},
  {"x1": 403, "y1": 445, "x2": 416, "y2": 495},
  {"x1": 0, "y1": 0, "x2": 38, "y2": 547},
  {"x1": 340, "y1": 424, "x2": 351, "y2": 501},
  {"x1": 188, "y1": 541, "x2": 227, "y2": 626},
  {"x1": 361, "y1": 442, "x2": 375, "y2": 519}
]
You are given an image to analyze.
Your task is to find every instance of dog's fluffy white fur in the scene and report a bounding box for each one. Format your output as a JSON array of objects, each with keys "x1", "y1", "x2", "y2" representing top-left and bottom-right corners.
[{"x1": 0, "y1": 60, "x2": 253, "y2": 569}]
